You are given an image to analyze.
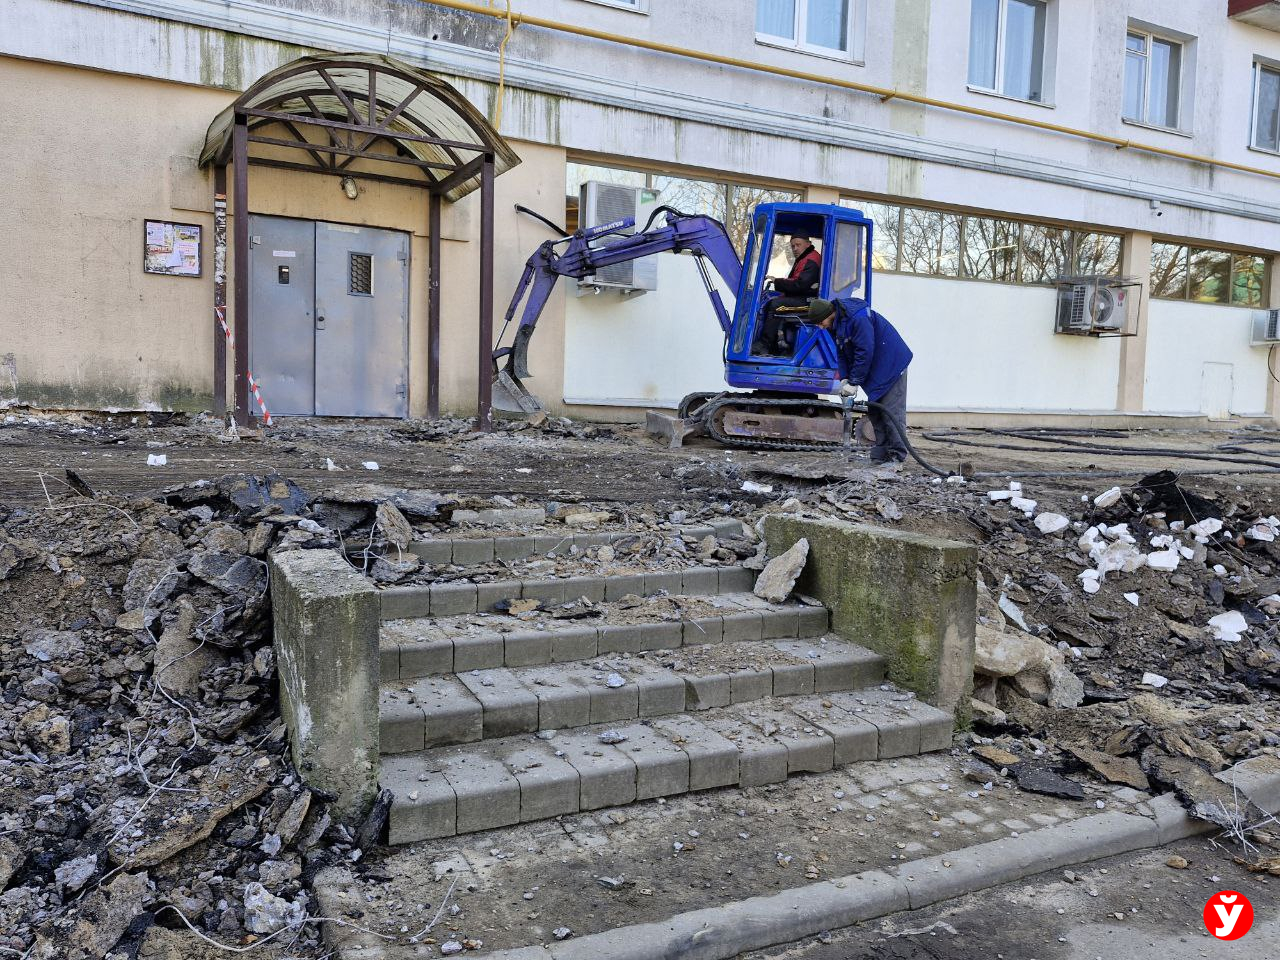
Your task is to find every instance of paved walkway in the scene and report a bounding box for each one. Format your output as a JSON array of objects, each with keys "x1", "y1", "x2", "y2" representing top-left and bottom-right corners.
[{"x1": 316, "y1": 752, "x2": 1165, "y2": 956}]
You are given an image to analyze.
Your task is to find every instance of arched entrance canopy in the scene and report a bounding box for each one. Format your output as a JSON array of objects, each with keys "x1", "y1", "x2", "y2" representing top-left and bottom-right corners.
[
  {"x1": 200, "y1": 53, "x2": 519, "y2": 201},
  {"x1": 200, "y1": 54, "x2": 519, "y2": 427}
]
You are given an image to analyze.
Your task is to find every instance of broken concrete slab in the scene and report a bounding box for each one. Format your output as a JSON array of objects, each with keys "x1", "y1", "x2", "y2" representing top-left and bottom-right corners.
[
  {"x1": 107, "y1": 759, "x2": 276, "y2": 868},
  {"x1": 375, "y1": 500, "x2": 415, "y2": 550},
  {"x1": 1068, "y1": 746, "x2": 1150, "y2": 791},
  {"x1": 753, "y1": 538, "x2": 809, "y2": 603}
]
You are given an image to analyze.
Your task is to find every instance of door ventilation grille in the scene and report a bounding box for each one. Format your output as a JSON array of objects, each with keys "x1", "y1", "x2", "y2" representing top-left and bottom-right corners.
[{"x1": 349, "y1": 253, "x2": 373, "y2": 296}]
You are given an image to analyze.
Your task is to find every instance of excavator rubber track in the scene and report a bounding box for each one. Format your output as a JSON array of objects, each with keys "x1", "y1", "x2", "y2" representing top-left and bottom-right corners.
[{"x1": 698, "y1": 394, "x2": 865, "y2": 452}]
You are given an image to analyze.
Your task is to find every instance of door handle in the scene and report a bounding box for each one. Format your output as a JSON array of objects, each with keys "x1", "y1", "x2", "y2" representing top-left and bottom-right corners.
[{"x1": 316, "y1": 315, "x2": 325, "y2": 329}]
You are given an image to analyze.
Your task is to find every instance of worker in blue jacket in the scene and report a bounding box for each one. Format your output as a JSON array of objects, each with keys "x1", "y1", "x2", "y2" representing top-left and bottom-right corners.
[{"x1": 808, "y1": 297, "x2": 913, "y2": 464}]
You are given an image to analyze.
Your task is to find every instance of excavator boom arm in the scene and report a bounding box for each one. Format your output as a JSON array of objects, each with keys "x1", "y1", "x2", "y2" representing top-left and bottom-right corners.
[{"x1": 495, "y1": 211, "x2": 742, "y2": 383}]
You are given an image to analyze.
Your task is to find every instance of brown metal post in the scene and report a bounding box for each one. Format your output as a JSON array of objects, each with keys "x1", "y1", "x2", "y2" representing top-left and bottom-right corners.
[
  {"x1": 212, "y1": 166, "x2": 228, "y2": 415},
  {"x1": 476, "y1": 154, "x2": 495, "y2": 431},
  {"x1": 428, "y1": 190, "x2": 442, "y2": 420},
  {"x1": 232, "y1": 116, "x2": 251, "y2": 427}
]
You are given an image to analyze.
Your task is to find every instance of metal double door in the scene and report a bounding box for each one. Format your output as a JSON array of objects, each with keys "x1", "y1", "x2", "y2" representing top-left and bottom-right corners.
[{"x1": 249, "y1": 216, "x2": 409, "y2": 417}]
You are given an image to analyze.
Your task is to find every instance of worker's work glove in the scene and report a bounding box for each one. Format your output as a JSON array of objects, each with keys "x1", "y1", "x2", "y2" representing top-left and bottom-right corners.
[{"x1": 837, "y1": 380, "x2": 860, "y2": 398}]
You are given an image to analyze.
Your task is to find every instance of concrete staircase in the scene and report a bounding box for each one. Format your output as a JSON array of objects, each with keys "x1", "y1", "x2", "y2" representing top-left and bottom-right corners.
[{"x1": 375, "y1": 548, "x2": 953, "y2": 845}]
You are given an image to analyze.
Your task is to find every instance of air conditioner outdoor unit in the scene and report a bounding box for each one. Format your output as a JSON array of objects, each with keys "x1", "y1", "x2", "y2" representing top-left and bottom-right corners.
[
  {"x1": 1054, "y1": 276, "x2": 1140, "y2": 338},
  {"x1": 576, "y1": 181, "x2": 658, "y2": 296},
  {"x1": 1250, "y1": 308, "x2": 1280, "y2": 346}
]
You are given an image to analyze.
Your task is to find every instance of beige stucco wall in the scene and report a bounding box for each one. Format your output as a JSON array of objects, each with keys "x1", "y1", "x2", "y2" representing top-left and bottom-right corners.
[
  {"x1": 0, "y1": 54, "x2": 568, "y2": 418},
  {"x1": 0, "y1": 56, "x2": 228, "y2": 409}
]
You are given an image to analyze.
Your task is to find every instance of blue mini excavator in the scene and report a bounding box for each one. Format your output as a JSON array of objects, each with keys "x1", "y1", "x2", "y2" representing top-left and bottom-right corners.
[{"x1": 492, "y1": 201, "x2": 875, "y2": 450}]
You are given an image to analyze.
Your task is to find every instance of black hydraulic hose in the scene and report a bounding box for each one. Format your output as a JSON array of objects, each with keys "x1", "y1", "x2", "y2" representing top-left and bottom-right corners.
[
  {"x1": 514, "y1": 204, "x2": 569, "y2": 238},
  {"x1": 959, "y1": 426, "x2": 1280, "y2": 465},
  {"x1": 638, "y1": 205, "x2": 690, "y2": 232},
  {"x1": 863, "y1": 399, "x2": 952, "y2": 477},
  {"x1": 921, "y1": 428, "x2": 1280, "y2": 471},
  {"x1": 970, "y1": 468, "x2": 1280, "y2": 479}
]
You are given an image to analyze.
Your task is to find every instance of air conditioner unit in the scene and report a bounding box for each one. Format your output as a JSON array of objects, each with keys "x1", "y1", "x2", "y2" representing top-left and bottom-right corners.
[
  {"x1": 1054, "y1": 276, "x2": 1140, "y2": 338},
  {"x1": 576, "y1": 181, "x2": 658, "y2": 296},
  {"x1": 1250, "y1": 308, "x2": 1280, "y2": 346}
]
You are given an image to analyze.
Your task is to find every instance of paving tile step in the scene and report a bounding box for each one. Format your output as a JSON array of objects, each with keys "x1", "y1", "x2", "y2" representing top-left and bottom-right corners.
[
  {"x1": 381, "y1": 688, "x2": 954, "y2": 844},
  {"x1": 378, "y1": 636, "x2": 885, "y2": 753},
  {"x1": 408, "y1": 517, "x2": 746, "y2": 566},
  {"x1": 379, "y1": 565, "x2": 757, "y2": 621},
  {"x1": 379, "y1": 592, "x2": 830, "y2": 680}
]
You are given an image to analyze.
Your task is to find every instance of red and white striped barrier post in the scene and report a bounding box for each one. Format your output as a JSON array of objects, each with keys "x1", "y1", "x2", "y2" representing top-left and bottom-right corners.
[{"x1": 215, "y1": 305, "x2": 272, "y2": 427}]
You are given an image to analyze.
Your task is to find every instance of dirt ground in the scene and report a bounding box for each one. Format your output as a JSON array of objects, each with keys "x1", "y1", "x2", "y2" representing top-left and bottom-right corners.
[
  {"x1": 4, "y1": 408, "x2": 1280, "y2": 957},
  {"x1": 5, "y1": 409, "x2": 1280, "y2": 510}
]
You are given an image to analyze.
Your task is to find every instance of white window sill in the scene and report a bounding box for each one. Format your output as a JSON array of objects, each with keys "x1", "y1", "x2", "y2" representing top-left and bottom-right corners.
[
  {"x1": 755, "y1": 36, "x2": 864, "y2": 67},
  {"x1": 578, "y1": 0, "x2": 648, "y2": 14},
  {"x1": 1121, "y1": 117, "x2": 1192, "y2": 139},
  {"x1": 1247, "y1": 143, "x2": 1280, "y2": 159},
  {"x1": 966, "y1": 85, "x2": 1054, "y2": 109}
]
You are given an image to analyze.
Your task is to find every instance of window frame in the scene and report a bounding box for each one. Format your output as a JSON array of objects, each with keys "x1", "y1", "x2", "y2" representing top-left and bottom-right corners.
[
  {"x1": 1122, "y1": 28, "x2": 1184, "y2": 131},
  {"x1": 755, "y1": 0, "x2": 867, "y2": 64},
  {"x1": 1251, "y1": 59, "x2": 1280, "y2": 155},
  {"x1": 577, "y1": 0, "x2": 648, "y2": 14},
  {"x1": 840, "y1": 197, "x2": 1124, "y2": 290},
  {"x1": 967, "y1": 0, "x2": 1052, "y2": 107}
]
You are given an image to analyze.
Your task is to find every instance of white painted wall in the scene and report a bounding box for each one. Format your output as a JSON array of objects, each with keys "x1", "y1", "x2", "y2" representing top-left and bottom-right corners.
[
  {"x1": 564, "y1": 266, "x2": 1127, "y2": 414},
  {"x1": 1144, "y1": 300, "x2": 1270, "y2": 415},
  {"x1": 873, "y1": 274, "x2": 1123, "y2": 412},
  {"x1": 563, "y1": 252, "x2": 732, "y2": 407}
]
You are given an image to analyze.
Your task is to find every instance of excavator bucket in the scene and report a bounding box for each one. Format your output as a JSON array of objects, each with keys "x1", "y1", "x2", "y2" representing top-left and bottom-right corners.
[{"x1": 491, "y1": 369, "x2": 544, "y2": 415}]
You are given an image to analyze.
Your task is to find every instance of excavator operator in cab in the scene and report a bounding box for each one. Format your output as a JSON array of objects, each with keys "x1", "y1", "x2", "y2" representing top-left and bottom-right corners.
[{"x1": 754, "y1": 233, "x2": 822, "y2": 355}]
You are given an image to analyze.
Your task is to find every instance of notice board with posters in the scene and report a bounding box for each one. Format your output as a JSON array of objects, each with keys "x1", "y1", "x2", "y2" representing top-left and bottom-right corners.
[{"x1": 144, "y1": 220, "x2": 202, "y2": 277}]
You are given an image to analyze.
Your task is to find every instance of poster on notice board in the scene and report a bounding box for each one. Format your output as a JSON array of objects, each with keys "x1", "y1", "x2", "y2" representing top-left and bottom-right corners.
[{"x1": 144, "y1": 220, "x2": 202, "y2": 277}]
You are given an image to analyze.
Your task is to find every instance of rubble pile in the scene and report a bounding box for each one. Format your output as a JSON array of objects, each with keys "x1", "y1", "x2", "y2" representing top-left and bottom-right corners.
[
  {"x1": 0, "y1": 474, "x2": 374, "y2": 958},
  {"x1": 319, "y1": 487, "x2": 761, "y2": 587},
  {"x1": 1, "y1": 408, "x2": 1279, "y2": 955},
  {"x1": 782, "y1": 466, "x2": 1280, "y2": 826},
  {"x1": 0, "y1": 464, "x2": 754, "y2": 957}
]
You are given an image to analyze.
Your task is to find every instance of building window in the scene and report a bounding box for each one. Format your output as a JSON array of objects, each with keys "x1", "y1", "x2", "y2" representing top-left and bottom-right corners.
[
  {"x1": 1075, "y1": 232, "x2": 1122, "y2": 277},
  {"x1": 579, "y1": 0, "x2": 645, "y2": 11},
  {"x1": 968, "y1": 0, "x2": 1048, "y2": 103},
  {"x1": 962, "y1": 217, "x2": 1019, "y2": 282},
  {"x1": 900, "y1": 207, "x2": 962, "y2": 277},
  {"x1": 757, "y1": 0, "x2": 861, "y2": 57},
  {"x1": 842, "y1": 198, "x2": 1122, "y2": 290},
  {"x1": 1252, "y1": 62, "x2": 1280, "y2": 153},
  {"x1": 1151, "y1": 242, "x2": 1269, "y2": 307},
  {"x1": 1150, "y1": 243, "x2": 1189, "y2": 299},
  {"x1": 854, "y1": 202, "x2": 902, "y2": 271},
  {"x1": 1123, "y1": 31, "x2": 1182, "y2": 129},
  {"x1": 1020, "y1": 224, "x2": 1073, "y2": 284}
]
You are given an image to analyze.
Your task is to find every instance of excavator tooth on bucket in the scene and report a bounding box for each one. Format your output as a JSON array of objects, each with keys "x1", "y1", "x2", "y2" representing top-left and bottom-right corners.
[{"x1": 491, "y1": 369, "x2": 544, "y2": 415}]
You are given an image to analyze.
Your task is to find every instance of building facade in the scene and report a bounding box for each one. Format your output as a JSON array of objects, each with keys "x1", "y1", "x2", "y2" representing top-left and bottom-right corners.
[{"x1": 3, "y1": 0, "x2": 1280, "y2": 424}]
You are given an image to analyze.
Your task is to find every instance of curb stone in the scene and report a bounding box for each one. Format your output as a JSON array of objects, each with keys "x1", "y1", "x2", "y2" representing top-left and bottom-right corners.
[{"x1": 460, "y1": 791, "x2": 1224, "y2": 960}]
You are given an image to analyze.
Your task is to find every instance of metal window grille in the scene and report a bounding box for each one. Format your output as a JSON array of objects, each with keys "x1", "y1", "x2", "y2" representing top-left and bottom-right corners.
[{"x1": 349, "y1": 253, "x2": 373, "y2": 296}]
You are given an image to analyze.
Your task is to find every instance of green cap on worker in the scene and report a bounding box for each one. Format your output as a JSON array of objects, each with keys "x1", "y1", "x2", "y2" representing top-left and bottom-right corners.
[{"x1": 808, "y1": 299, "x2": 835, "y2": 322}]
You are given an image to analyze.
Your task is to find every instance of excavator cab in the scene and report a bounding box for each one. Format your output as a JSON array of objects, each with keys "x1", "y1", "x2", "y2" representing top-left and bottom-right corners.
[
  {"x1": 724, "y1": 203, "x2": 874, "y2": 395},
  {"x1": 493, "y1": 199, "x2": 877, "y2": 447}
]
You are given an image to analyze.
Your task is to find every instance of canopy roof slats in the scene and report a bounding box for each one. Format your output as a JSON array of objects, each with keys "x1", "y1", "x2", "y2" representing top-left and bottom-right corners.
[{"x1": 200, "y1": 53, "x2": 519, "y2": 202}]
